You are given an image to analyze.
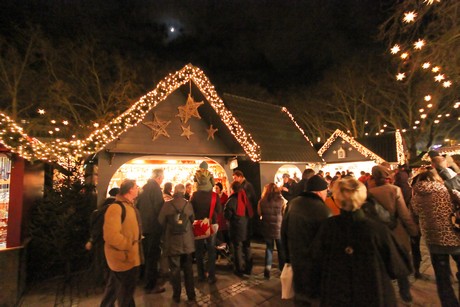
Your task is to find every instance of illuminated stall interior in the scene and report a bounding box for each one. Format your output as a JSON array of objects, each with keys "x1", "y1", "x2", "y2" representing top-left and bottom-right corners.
[
  {"x1": 274, "y1": 164, "x2": 302, "y2": 186},
  {"x1": 107, "y1": 157, "x2": 229, "y2": 196},
  {"x1": 0, "y1": 154, "x2": 12, "y2": 248}
]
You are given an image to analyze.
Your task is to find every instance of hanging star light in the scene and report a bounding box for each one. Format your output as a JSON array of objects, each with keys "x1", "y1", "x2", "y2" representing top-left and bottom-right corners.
[
  {"x1": 443, "y1": 81, "x2": 452, "y2": 88},
  {"x1": 403, "y1": 11, "x2": 417, "y2": 23},
  {"x1": 176, "y1": 93, "x2": 204, "y2": 123},
  {"x1": 206, "y1": 124, "x2": 218, "y2": 140},
  {"x1": 422, "y1": 62, "x2": 431, "y2": 69},
  {"x1": 414, "y1": 39, "x2": 425, "y2": 50},
  {"x1": 396, "y1": 73, "x2": 406, "y2": 80},
  {"x1": 390, "y1": 44, "x2": 401, "y2": 54},
  {"x1": 424, "y1": 0, "x2": 440, "y2": 5},
  {"x1": 143, "y1": 113, "x2": 171, "y2": 141},
  {"x1": 432, "y1": 66, "x2": 440, "y2": 72},
  {"x1": 434, "y1": 74, "x2": 445, "y2": 82},
  {"x1": 181, "y1": 125, "x2": 194, "y2": 140}
]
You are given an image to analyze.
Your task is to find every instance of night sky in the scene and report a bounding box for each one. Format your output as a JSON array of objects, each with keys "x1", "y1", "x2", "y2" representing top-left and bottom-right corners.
[{"x1": 0, "y1": 0, "x2": 394, "y2": 94}]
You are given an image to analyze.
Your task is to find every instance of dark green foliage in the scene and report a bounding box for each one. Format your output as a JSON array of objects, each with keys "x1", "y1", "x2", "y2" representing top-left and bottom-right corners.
[{"x1": 27, "y1": 175, "x2": 96, "y2": 282}]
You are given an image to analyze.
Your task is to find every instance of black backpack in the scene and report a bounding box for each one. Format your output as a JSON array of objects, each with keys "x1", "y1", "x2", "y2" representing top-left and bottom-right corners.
[
  {"x1": 362, "y1": 195, "x2": 398, "y2": 230},
  {"x1": 89, "y1": 200, "x2": 126, "y2": 245},
  {"x1": 167, "y1": 200, "x2": 189, "y2": 235}
]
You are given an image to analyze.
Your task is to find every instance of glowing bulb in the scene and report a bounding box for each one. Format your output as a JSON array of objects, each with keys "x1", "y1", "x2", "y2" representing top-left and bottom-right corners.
[
  {"x1": 415, "y1": 120, "x2": 420, "y2": 124},
  {"x1": 38, "y1": 109, "x2": 45, "y2": 115},
  {"x1": 434, "y1": 119, "x2": 440, "y2": 124},
  {"x1": 427, "y1": 104, "x2": 433, "y2": 108},
  {"x1": 421, "y1": 114, "x2": 427, "y2": 119},
  {"x1": 400, "y1": 52, "x2": 409, "y2": 59},
  {"x1": 424, "y1": 95, "x2": 431, "y2": 101},
  {"x1": 391, "y1": 45, "x2": 401, "y2": 54},
  {"x1": 443, "y1": 81, "x2": 452, "y2": 88},
  {"x1": 414, "y1": 39, "x2": 425, "y2": 50},
  {"x1": 422, "y1": 62, "x2": 431, "y2": 69},
  {"x1": 403, "y1": 11, "x2": 417, "y2": 23},
  {"x1": 51, "y1": 120, "x2": 56, "y2": 124},
  {"x1": 419, "y1": 109, "x2": 425, "y2": 112},
  {"x1": 432, "y1": 66, "x2": 440, "y2": 72},
  {"x1": 396, "y1": 73, "x2": 406, "y2": 80},
  {"x1": 434, "y1": 74, "x2": 445, "y2": 82}
]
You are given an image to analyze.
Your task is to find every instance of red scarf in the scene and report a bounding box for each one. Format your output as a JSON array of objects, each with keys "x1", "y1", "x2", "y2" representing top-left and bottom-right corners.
[{"x1": 236, "y1": 189, "x2": 253, "y2": 217}]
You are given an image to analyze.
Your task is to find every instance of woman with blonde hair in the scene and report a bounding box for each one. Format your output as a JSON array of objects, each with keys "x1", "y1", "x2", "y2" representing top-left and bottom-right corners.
[
  {"x1": 257, "y1": 183, "x2": 286, "y2": 279},
  {"x1": 306, "y1": 177, "x2": 411, "y2": 306}
]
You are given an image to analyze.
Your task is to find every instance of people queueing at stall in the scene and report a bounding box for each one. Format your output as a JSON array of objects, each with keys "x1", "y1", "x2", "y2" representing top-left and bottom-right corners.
[{"x1": 96, "y1": 152, "x2": 460, "y2": 306}]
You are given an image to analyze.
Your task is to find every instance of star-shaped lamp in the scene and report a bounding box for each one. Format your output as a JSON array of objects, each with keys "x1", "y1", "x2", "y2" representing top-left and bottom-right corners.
[
  {"x1": 177, "y1": 94, "x2": 204, "y2": 123},
  {"x1": 143, "y1": 113, "x2": 171, "y2": 141},
  {"x1": 181, "y1": 125, "x2": 194, "y2": 140},
  {"x1": 206, "y1": 124, "x2": 218, "y2": 140}
]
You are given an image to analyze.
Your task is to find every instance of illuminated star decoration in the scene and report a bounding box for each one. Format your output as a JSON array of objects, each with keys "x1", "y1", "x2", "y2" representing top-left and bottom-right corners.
[
  {"x1": 206, "y1": 124, "x2": 218, "y2": 140},
  {"x1": 390, "y1": 44, "x2": 400, "y2": 54},
  {"x1": 176, "y1": 94, "x2": 204, "y2": 123},
  {"x1": 181, "y1": 125, "x2": 194, "y2": 140},
  {"x1": 414, "y1": 39, "x2": 425, "y2": 50},
  {"x1": 143, "y1": 113, "x2": 171, "y2": 141},
  {"x1": 396, "y1": 73, "x2": 406, "y2": 81},
  {"x1": 38, "y1": 109, "x2": 45, "y2": 115},
  {"x1": 403, "y1": 11, "x2": 417, "y2": 23}
]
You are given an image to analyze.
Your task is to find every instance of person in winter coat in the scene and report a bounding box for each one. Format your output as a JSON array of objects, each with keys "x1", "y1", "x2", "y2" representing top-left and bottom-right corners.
[
  {"x1": 215, "y1": 182, "x2": 229, "y2": 248},
  {"x1": 136, "y1": 169, "x2": 166, "y2": 294},
  {"x1": 224, "y1": 181, "x2": 253, "y2": 276},
  {"x1": 231, "y1": 170, "x2": 257, "y2": 274},
  {"x1": 368, "y1": 165, "x2": 419, "y2": 304},
  {"x1": 100, "y1": 180, "x2": 142, "y2": 307},
  {"x1": 158, "y1": 184, "x2": 196, "y2": 304},
  {"x1": 412, "y1": 170, "x2": 460, "y2": 307},
  {"x1": 190, "y1": 166, "x2": 221, "y2": 284},
  {"x1": 194, "y1": 161, "x2": 215, "y2": 191},
  {"x1": 306, "y1": 178, "x2": 412, "y2": 306},
  {"x1": 257, "y1": 183, "x2": 286, "y2": 279},
  {"x1": 281, "y1": 175, "x2": 331, "y2": 306}
]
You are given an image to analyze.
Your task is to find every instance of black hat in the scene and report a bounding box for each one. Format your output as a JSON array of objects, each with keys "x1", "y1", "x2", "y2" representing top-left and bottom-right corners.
[
  {"x1": 306, "y1": 175, "x2": 328, "y2": 192},
  {"x1": 428, "y1": 150, "x2": 440, "y2": 158}
]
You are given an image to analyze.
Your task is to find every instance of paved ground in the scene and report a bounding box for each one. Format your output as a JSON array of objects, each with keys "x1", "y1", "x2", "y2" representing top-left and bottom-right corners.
[{"x1": 19, "y1": 241, "x2": 453, "y2": 307}]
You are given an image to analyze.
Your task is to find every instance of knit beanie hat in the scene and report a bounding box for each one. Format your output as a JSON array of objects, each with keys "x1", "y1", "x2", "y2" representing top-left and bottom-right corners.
[
  {"x1": 306, "y1": 175, "x2": 328, "y2": 192},
  {"x1": 199, "y1": 161, "x2": 208, "y2": 170}
]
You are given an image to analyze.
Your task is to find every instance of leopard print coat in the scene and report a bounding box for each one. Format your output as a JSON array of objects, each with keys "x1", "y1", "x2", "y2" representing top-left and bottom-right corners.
[{"x1": 412, "y1": 181, "x2": 460, "y2": 247}]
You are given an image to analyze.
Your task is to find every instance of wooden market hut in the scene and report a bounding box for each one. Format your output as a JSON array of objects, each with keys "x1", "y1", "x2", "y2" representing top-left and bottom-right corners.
[
  {"x1": 222, "y1": 94, "x2": 323, "y2": 194},
  {"x1": 90, "y1": 65, "x2": 323, "y2": 202},
  {"x1": 318, "y1": 129, "x2": 406, "y2": 175}
]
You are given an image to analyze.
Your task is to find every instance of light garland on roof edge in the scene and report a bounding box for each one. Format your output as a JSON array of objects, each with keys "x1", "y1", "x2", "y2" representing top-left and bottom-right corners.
[
  {"x1": 0, "y1": 64, "x2": 262, "y2": 165},
  {"x1": 318, "y1": 129, "x2": 386, "y2": 164}
]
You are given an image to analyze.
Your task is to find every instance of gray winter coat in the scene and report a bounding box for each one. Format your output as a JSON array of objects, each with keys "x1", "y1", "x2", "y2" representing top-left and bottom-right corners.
[{"x1": 158, "y1": 194, "x2": 195, "y2": 256}]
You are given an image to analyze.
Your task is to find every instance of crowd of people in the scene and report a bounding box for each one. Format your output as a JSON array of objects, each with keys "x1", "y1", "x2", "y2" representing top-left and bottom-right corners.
[{"x1": 92, "y1": 152, "x2": 460, "y2": 307}]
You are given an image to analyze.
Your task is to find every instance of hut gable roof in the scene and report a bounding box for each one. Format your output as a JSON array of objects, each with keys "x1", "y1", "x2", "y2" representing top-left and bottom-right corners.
[
  {"x1": 319, "y1": 129, "x2": 406, "y2": 165},
  {"x1": 0, "y1": 64, "x2": 262, "y2": 163},
  {"x1": 318, "y1": 129, "x2": 386, "y2": 164},
  {"x1": 223, "y1": 94, "x2": 323, "y2": 163}
]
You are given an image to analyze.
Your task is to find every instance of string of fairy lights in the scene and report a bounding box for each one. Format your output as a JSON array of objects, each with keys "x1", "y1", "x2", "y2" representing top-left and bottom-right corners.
[
  {"x1": 390, "y1": 0, "x2": 459, "y2": 132},
  {"x1": 318, "y1": 129, "x2": 391, "y2": 165},
  {"x1": 0, "y1": 64, "x2": 262, "y2": 165}
]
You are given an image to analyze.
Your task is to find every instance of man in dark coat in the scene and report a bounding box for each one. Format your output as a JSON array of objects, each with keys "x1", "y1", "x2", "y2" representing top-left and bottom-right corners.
[
  {"x1": 281, "y1": 175, "x2": 331, "y2": 306},
  {"x1": 137, "y1": 169, "x2": 166, "y2": 294},
  {"x1": 292, "y1": 168, "x2": 315, "y2": 198},
  {"x1": 281, "y1": 173, "x2": 297, "y2": 202}
]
